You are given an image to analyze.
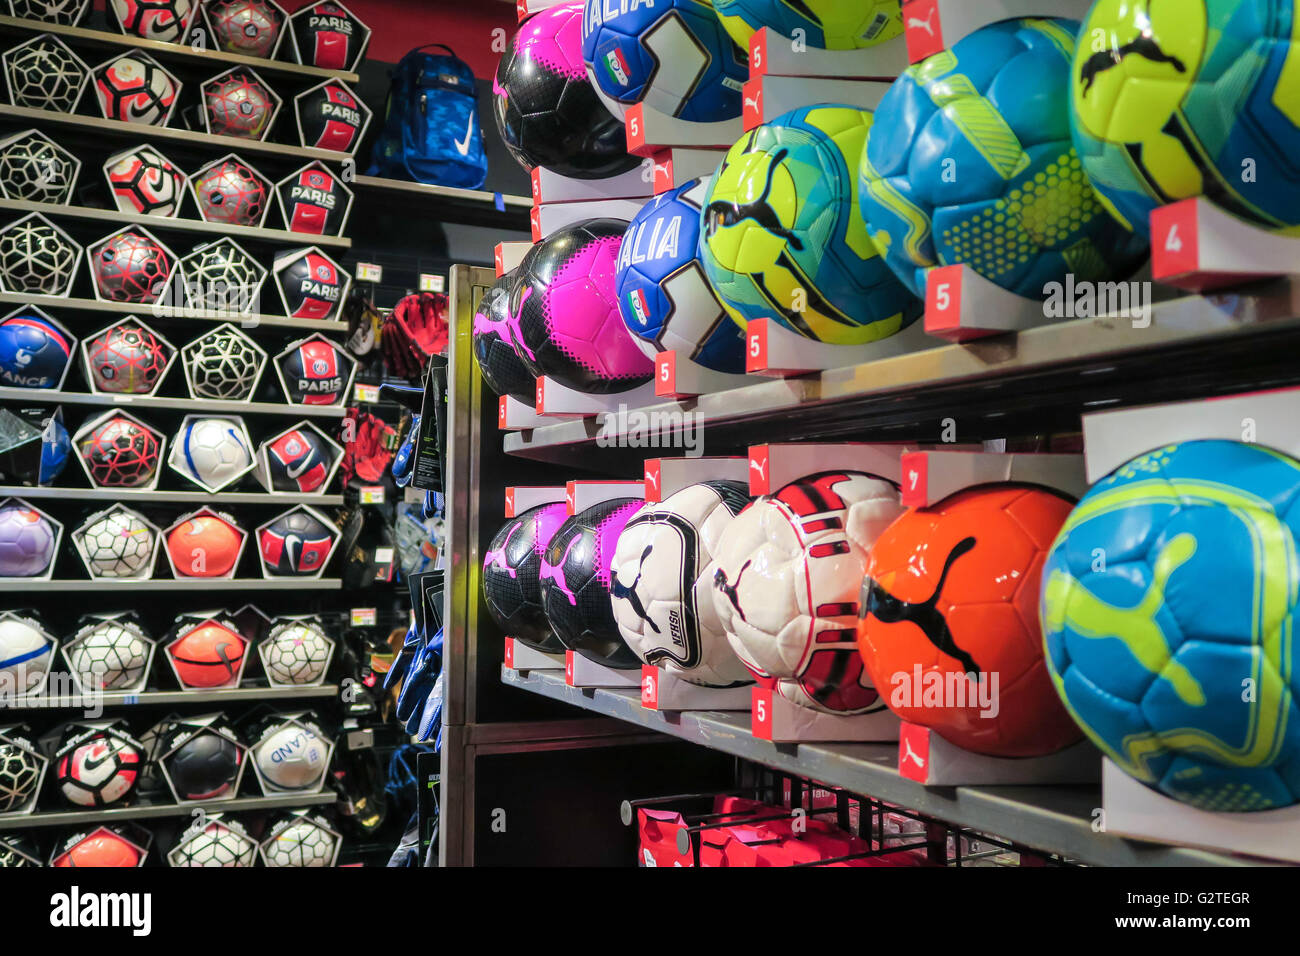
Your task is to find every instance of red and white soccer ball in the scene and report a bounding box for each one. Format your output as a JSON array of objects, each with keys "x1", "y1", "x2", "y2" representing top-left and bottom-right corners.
[
  {"x1": 203, "y1": 70, "x2": 278, "y2": 141},
  {"x1": 109, "y1": 0, "x2": 197, "y2": 42},
  {"x1": 192, "y1": 157, "x2": 268, "y2": 227},
  {"x1": 711, "y1": 471, "x2": 904, "y2": 715},
  {"x1": 105, "y1": 146, "x2": 186, "y2": 217},
  {"x1": 94, "y1": 52, "x2": 178, "y2": 126},
  {"x1": 90, "y1": 230, "x2": 174, "y2": 303},
  {"x1": 206, "y1": 0, "x2": 286, "y2": 58}
]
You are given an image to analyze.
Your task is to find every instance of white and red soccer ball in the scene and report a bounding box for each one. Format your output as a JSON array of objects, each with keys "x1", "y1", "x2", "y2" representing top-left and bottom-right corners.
[{"x1": 93, "y1": 51, "x2": 179, "y2": 126}]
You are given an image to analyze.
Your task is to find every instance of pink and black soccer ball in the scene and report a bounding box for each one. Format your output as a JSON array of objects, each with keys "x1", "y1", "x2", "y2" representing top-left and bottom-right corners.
[
  {"x1": 483, "y1": 502, "x2": 569, "y2": 653},
  {"x1": 511, "y1": 218, "x2": 652, "y2": 394},
  {"x1": 259, "y1": 509, "x2": 335, "y2": 575},
  {"x1": 538, "y1": 497, "x2": 642, "y2": 668},
  {"x1": 472, "y1": 268, "x2": 534, "y2": 404},
  {"x1": 0, "y1": 314, "x2": 71, "y2": 389},
  {"x1": 493, "y1": 2, "x2": 637, "y2": 179},
  {"x1": 0, "y1": 505, "x2": 56, "y2": 576}
]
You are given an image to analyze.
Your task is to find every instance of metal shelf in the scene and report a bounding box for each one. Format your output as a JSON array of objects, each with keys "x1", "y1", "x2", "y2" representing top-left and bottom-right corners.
[
  {"x1": 502, "y1": 667, "x2": 1248, "y2": 867},
  {"x1": 0, "y1": 386, "x2": 348, "y2": 417},
  {"x1": 0, "y1": 291, "x2": 347, "y2": 333},
  {"x1": 0, "y1": 198, "x2": 351, "y2": 250},
  {"x1": 1, "y1": 682, "x2": 338, "y2": 711},
  {"x1": 504, "y1": 282, "x2": 1300, "y2": 463},
  {"x1": 0, "y1": 485, "x2": 342, "y2": 506},
  {"x1": 0, "y1": 14, "x2": 359, "y2": 85},
  {"x1": 0, "y1": 104, "x2": 351, "y2": 164},
  {"x1": 0, "y1": 578, "x2": 341, "y2": 591},
  {"x1": 0, "y1": 791, "x2": 336, "y2": 832},
  {"x1": 353, "y1": 175, "x2": 532, "y2": 229}
]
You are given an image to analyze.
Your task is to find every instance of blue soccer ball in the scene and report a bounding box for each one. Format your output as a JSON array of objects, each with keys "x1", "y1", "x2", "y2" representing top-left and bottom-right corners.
[
  {"x1": 1042, "y1": 440, "x2": 1300, "y2": 811},
  {"x1": 581, "y1": 0, "x2": 746, "y2": 122},
  {"x1": 859, "y1": 17, "x2": 1148, "y2": 300},
  {"x1": 39, "y1": 416, "x2": 70, "y2": 486},
  {"x1": 616, "y1": 178, "x2": 746, "y2": 373},
  {"x1": 0, "y1": 313, "x2": 71, "y2": 389}
]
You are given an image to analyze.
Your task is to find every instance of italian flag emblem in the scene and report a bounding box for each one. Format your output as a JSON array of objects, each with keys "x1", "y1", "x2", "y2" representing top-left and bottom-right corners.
[
  {"x1": 602, "y1": 48, "x2": 631, "y2": 88},
  {"x1": 627, "y1": 288, "x2": 650, "y2": 326}
]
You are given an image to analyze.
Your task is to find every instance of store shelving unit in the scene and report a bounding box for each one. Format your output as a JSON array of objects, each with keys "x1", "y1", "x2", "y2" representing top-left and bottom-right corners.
[
  {"x1": 1, "y1": 683, "x2": 338, "y2": 710},
  {"x1": 0, "y1": 292, "x2": 347, "y2": 332},
  {"x1": 0, "y1": 579, "x2": 342, "y2": 592},
  {"x1": 3, "y1": 486, "x2": 343, "y2": 506},
  {"x1": 352, "y1": 175, "x2": 532, "y2": 230},
  {"x1": 0, "y1": 791, "x2": 337, "y2": 832},
  {"x1": 0, "y1": 387, "x2": 348, "y2": 417}
]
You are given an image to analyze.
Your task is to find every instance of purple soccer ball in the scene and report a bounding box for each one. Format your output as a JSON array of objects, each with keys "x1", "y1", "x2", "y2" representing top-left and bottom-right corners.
[
  {"x1": 482, "y1": 502, "x2": 569, "y2": 653},
  {"x1": 538, "y1": 497, "x2": 642, "y2": 668},
  {"x1": 511, "y1": 218, "x2": 653, "y2": 395},
  {"x1": 472, "y1": 269, "x2": 535, "y2": 404},
  {"x1": 0, "y1": 505, "x2": 56, "y2": 577}
]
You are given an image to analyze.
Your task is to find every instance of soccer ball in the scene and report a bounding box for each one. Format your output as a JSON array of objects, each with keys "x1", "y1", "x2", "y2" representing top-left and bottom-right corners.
[
  {"x1": 191, "y1": 157, "x2": 268, "y2": 227},
  {"x1": 472, "y1": 268, "x2": 535, "y2": 403},
  {"x1": 166, "y1": 513, "x2": 244, "y2": 577},
  {"x1": 1071, "y1": 0, "x2": 1300, "y2": 236},
  {"x1": 89, "y1": 229, "x2": 174, "y2": 303},
  {"x1": 483, "y1": 503, "x2": 570, "y2": 653},
  {"x1": 0, "y1": 741, "x2": 41, "y2": 813},
  {"x1": 540, "y1": 498, "x2": 644, "y2": 668},
  {"x1": 0, "y1": 312, "x2": 72, "y2": 388},
  {"x1": 169, "y1": 822, "x2": 256, "y2": 867},
  {"x1": 859, "y1": 486, "x2": 1080, "y2": 756},
  {"x1": 0, "y1": 618, "x2": 52, "y2": 694},
  {"x1": 295, "y1": 79, "x2": 370, "y2": 153},
  {"x1": 179, "y1": 239, "x2": 266, "y2": 315},
  {"x1": 262, "y1": 817, "x2": 337, "y2": 866},
  {"x1": 205, "y1": 0, "x2": 286, "y2": 58},
  {"x1": 714, "y1": 0, "x2": 903, "y2": 50},
  {"x1": 712, "y1": 471, "x2": 903, "y2": 714},
  {"x1": 4, "y1": 35, "x2": 88, "y2": 111},
  {"x1": 617, "y1": 178, "x2": 746, "y2": 372},
  {"x1": 169, "y1": 416, "x2": 253, "y2": 491},
  {"x1": 257, "y1": 507, "x2": 337, "y2": 576},
  {"x1": 0, "y1": 130, "x2": 79, "y2": 204},
  {"x1": 0, "y1": 504, "x2": 56, "y2": 576},
  {"x1": 93, "y1": 51, "x2": 178, "y2": 126},
  {"x1": 255, "y1": 724, "x2": 328, "y2": 791},
  {"x1": 260, "y1": 425, "x2": 336, "y2": 493},
  {"x1": 104, "y1": 145, "x2": 186, "y2": 217},
  {"x1": 109, "y1": 0, "x2": 197, "y2": 42},
  {"x1": 77, "y1": 414, "x2": 162, "y2": 487},
  {"x1": 203, "y1": 69, "x2": 279, "y2": 141},
  {"x1": 54, "y1": 829, "x2": 141, "y2": 867},
  {"x1": 289, "y1": 0, "x2": 370, "y2": 71},
  {"x1": 494, "y1": 3, "x2": 638, "y2": 179},
  {"x1": 513, "y1": 218, "x2": 653, "y2": 393},
  {"x1": 860, "y1": 18, "x2": 1149, "y2": 300},
  {"x1": 84, "y1": 322, "x2": 171, "y2": 394},
  {"x1": 275, "y1": 335, "x2": 352, "y2": 404},
  {"x1": 11, "y1": 0, "x2": 91, "y2": 25},
  {"x1": 276, "y1": 161, "x2": 353, "y2": 236},
  {"x1": 168, "y1": 620, "x2": 245, "y2": 685},
  {"x1": 611, "y1": 481, "x2": 754, "y2": 686},
  {"x1": 76, "y1": 508, "x2": 156, "y2": 579},
  {"x1": 262, "y1": 620, "x2": 332, "y2": 684},
  {"x1": 581, "y1": 0, "x2": 746, "y2": 122},
  {"x1": 273, "y1": 247, "x2": 349, "y2": 320},
  {"x1": 164, "y1": 729, "x2": 241, "y2": 799},
  {"x1": 57, "y1": 731, "x2": 142, "y2": 807},
  {"x1": 67, "y1": 620, "x2": 151, "y2": 690},
  {"x1": 1043, "y1": 440, "x2": 1300, "y2": 810},
  {"x1": 182, "y1": 325, "x2": 264, "y2": 400},
  {"x1": 0, "y1": 214, "x2": 79, "y2": 296},
  {"x1": 703, "y1": 105, "x2": 920, "y2": 343}
]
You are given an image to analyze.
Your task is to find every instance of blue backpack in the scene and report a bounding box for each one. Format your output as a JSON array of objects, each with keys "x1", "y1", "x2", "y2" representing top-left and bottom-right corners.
[{"x1": 367, "y1": 44, "x2": 488, "y2": 190}]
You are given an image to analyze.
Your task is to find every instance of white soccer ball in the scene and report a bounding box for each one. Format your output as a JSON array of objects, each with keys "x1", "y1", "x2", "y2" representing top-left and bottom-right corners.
[
  {"x1": 262, "y1": 818, "x2": 337, "y2": 867},
  {"x1": 105, "y1": 145, "x2": 185, "y2": 217},
  {"x1": 711, "y1": 471, "x2": 903, "y2": 715},
  {"x1": 0, "y1": 619, "x2": 51, "y2": 695},
  {"x1": 262, "y1": 621, "x2": 331, "y2": 685},
  {"x1": 171, "y1": 416, "x2": 252, "y2": 490},
  {"x1": 611, "y1": 481, "x2": 753, "y2": 687},
  {"x1": 169, "y1": 822, "x2": 256, "y2": 867},
  {"x1": 77, "y1": 507, "x2": 155, "y2": 578},
  {"x1": 255, "y1": 724, "x2": 327, "y2": 791},
  {"x1": 68, "y1": 621, "x2": 150, "y2": 690}
]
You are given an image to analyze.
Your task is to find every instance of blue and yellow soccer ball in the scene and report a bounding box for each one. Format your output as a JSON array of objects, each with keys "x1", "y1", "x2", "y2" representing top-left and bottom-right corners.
[
  {"x1": 859, "y1": 18, "x2": 1148, "y2": 300},
  {"x1": 699, "y1": 105, "x2": 921, "y2": 345},
  {"x1": 1041, "y1": 440, "x2": 1300, "y2": 811},
  {"x1": 1070, "y1": 0, "x2": 1300, "y2": 236},
  {"x1": 713, "y1": 0, "x2": 902, "y2": 51},
  {"x1": 581, "y1": 0, "x2": 747, "y2": 122}
]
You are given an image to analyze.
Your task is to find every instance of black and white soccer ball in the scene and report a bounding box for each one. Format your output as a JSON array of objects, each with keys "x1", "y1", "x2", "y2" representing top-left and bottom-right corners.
[
  {"x1": 610, "y1": 481, "x2": 754, "y2": 687},
  {"x1": 0, "y1": 131, "x2": 78, "y2": 204},
  {"x1": 180, "y1": 239, "x2": 264, "y2": 314},
  {"x1": 76, "y1": 507, "x2": 155, "y2": 578},
  {"x1": 0, "y1": 741, "x2": 41, "y2": 813},
  {"x1": 182, "y1": 324, "x2": 263, "y2": 400},
  {"x1": 262, "y1": 620, "x2": 331, "y2": 685},
  {"x1": 67, "y1": 620, "x2": 151, "y2": 690},
  {"x1": 10, "y1": 1, "x2": 91, "y2": 25},
  {"x1": 0, "y1": 835, "x2": 38, "y2": 866},
  {"x1": 0, "y1": 214, "x2": 79, "y2": 296},
  {"x1": 168, "y1": 821, "x2": 256, "y2": 867},
  {"x1": 93, "y1": 51, "x2": 178, "y2": 126},
  {"x1": 4, "y1": 35, "x2": 88, "y2": 112},
  {"x1": 261, "y1": 817, "x2": 337, "y2": 866}
]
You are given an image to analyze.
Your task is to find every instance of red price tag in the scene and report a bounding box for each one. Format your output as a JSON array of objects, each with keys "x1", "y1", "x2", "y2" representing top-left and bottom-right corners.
[
  {"x1": 751, "y1": 687, "x2": 774, "y2": 740},
  {"x1": 1151, "y1": 199, "x2": 1200, "y2": 280},
  {"x1": 530, "y1": 167, "x2": 541, "y2": 204},
  {"x1": 749, "y1": 444, "x2": 771, "y2": 495},
  {"x1": 565, "y1": 650, "x2": 576, "y2": 686},
  {"x1": 505, "y1": 487, "x2": 516, "y2": 518},
  {"x1": 515, "y1": 0, "x2": 527, "y2": 21},
  {"x1": 651, "y1": 150, "x2": 673, "y2": 194},
  {"x1": 626, "y1": 103, "x2": 646, "y2": 153},
  {"x1": 504, "y1": 637, "x2": 515, "y2": 669},
  {"x1": 898, "y1": 722, "x2": 932, "y2": 783},
  {"x1": 745, "y1": 318, "x2": 769, "y2": 373},
  {"x1": 900, "y1": 451, "x2": 929, "y2": 508},
  {"x1": 534, "y1": 377, "x2": 545, "y2": 413},
  {"x1": 641, "y1": 665, "x2": 659, "y2": 709},
  {"x1": 494, "y1": 244, "x2": 504, "y2": 277},
  {"x1": 742, "y1": 78, "x2": 763, "y2": 131},
  {"x1": 903, "y1": 0, "x2": 944, "y2": 62},
  {"x1": 498, "y1": 395, "x2": 508, "y2": 430},
  {"x1": 565, "y1": 482, "x2": 576, "y2": 515},
  {"x1": 749, "y1": 29, "x2": 768, "y2": 76},
  {"x1": 655, "y1": 351, "x2": 676, "y2": 396},
  {"x1": 529, "y1": 205, "x2": 541, "y2": 242},
  {"x1": 924, "y1": 264, "x2": 964, "y2": 335},
  {"x1": 644, "y1": 459, "x2": 662, "y2": 503}
]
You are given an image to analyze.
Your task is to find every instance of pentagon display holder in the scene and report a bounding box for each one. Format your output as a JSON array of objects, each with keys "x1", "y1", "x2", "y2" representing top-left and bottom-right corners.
[
  {"x1": 500, "y1": 486, "x2": 569, "y2": 674},
  {"x1": 1150, "y1": 197, "x2": 1300, "y2": 292}
]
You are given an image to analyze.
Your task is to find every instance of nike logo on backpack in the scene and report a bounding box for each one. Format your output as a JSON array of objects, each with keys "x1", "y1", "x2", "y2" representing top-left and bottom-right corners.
[{"x1": 454, "y1": 113, "x2": 475, "y2": 156}]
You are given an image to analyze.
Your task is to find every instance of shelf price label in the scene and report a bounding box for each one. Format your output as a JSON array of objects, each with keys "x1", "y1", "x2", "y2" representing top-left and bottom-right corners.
[
  {"x1": 353, "y1": 382, "x2": 380, "y2": 403},
  {"x1": 1151, "y1": 200, "x2": 1200, "y2": 279},
  {"x1": 655, "y1": 351, "x2": 677, "y2": 397},
  {"x1": 419, "y1": 273, "x2": 445, "y2": 294},
  {"x1": 356, "y1": 262, "x2": 383, "y2": 283},
  {"x1": 504, "y1": 637, "x2": 515, "y2": 669},
  {"x1": 641, "y1": 665, "x2": 659, "y2": 709},
  {"x1": 923, "y1": 264, "x2": 964, "y2": 335},
  {"x1": 360, "y1": 485, "x2": 385, "y2": 504},
  {"x1": 751, "y1": 687, "x2": 774, "y2": 740},
  {"x1": 900, "y1": 451, "x2": 929, "y2": 508},
  {"x1": 350, "y1": 608, "x2": 377, "y2": 626}
]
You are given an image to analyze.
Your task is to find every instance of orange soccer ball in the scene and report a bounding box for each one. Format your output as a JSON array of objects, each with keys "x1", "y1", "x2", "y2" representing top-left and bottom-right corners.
[{"x1": 857, "y1": 485, "x2": 1081, "y2": 757}]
